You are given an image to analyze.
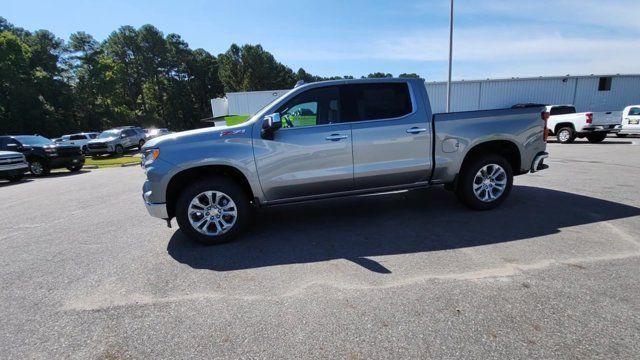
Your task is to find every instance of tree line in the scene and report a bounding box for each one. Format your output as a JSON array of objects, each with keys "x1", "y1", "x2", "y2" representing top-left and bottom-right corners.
[{"x1": 0, "y1": 17, "x2": 420, "y2": 137}]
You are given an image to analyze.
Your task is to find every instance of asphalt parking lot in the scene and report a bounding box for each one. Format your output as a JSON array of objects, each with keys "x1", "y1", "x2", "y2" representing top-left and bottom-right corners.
[{"x1": 1, "y1": 137, "x2": 639, "y2": 359}]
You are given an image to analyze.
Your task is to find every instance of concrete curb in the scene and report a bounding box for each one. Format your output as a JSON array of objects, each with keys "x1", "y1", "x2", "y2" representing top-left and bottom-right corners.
[
  {"x1": 83, "y1": 165, "x2": 99, "y2": 169},
  {"x1": 120, "y1": 162, "x2": 140, "y2": 167}
]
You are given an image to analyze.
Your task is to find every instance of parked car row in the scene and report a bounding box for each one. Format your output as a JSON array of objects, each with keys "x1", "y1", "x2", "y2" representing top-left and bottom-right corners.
[
  {"x1": 0, "y1": 135, "x2": 85, "y2": 177},
  {"x1": 512, "y1": 103, "x2": 640, "y2": 143},
  {"x1": 0, "y1": 126, "x2": 173, "y2": 181}
]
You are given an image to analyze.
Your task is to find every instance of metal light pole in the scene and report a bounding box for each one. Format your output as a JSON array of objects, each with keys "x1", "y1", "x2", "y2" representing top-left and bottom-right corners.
[{"x1": 446, "y1": 0, "x2": 454, "y2": 112}]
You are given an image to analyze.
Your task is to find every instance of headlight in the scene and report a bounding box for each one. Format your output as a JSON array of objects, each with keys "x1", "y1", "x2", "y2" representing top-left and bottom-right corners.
[{"x1": 141, "y1": 148, "x2": 160, "y2": 167}]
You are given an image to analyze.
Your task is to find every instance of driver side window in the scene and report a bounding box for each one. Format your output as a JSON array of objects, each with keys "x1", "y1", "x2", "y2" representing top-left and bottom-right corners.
[{"x1": 277, "y1": 86, "x2": 340, "y2": 128}]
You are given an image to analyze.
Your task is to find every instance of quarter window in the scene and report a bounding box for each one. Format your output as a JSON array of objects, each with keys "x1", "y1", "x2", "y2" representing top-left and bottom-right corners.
[
  {"x1": 277, "y1": 86, "x2": 340, "y2": 128},
  {"x1": 340, "y1": 83, "x2": 412, "y2": 122}
]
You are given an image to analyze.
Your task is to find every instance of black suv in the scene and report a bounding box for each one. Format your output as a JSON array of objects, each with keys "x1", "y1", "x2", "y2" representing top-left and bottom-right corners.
[{"x1": 0, "y1": 135, "x2": 85, "y2": 176}]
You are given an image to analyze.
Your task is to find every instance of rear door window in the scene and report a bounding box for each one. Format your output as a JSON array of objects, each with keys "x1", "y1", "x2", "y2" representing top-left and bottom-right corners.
[
  {"x1": 628, "y1": 107, "x2": 640, "y2": 116},
  {"x1": 550, "y1": 106, "x2": 576, "y2": 116},
  {"x1": 340, "y1": 83, "x2": 413, "y2": 122},
  {"x1": 70, "y1": 135, "x2": 86, "y2": 140}
]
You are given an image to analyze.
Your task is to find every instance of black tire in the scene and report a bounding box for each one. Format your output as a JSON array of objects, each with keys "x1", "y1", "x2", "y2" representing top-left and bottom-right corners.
[
  {"x1": 556, "y1": 127, "x2": 576, "y2": 144},
  {"x1": 82, "y1": 145, "x2": 88, "y2": 155},
  {"x1": 586, "y1": 133, "x2": 607, "y2": 143},
  {"x1": 8, "y1": 174, "x2": 24, "y2": 182},
  {"x1": 456, "y1": 154, "x2": 513, "y2": 211},
  {"x1": 175, "y1": 177, "x2": 250, "y2": 245},
  {"x1": 29, "y1": 159, "x2": 50, "y2": 176},
  {"x1": 66, "y1": 164, "x2": 83, "y2": 172},
  {"x1": 114, "y1": 145, "x2": 124, "y2": 156},
  {"x1": 616, "y1": 133, "x2": 628, "y2": 138},
  {"x1": 138, "y1": 139, "x2": 145, "y2": 149}
]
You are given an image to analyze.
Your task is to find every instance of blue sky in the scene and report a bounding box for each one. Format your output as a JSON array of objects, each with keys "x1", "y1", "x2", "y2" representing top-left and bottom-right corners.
[{"x1": 3, "y1": 0, "x2": 640, "y2": 80}]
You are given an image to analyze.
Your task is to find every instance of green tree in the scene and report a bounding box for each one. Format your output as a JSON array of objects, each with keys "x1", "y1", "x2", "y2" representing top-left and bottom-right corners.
[
  {"x1": 399, "y1": 73, "x2": 420, "y2": 78},
  {"x1": 218, "y1": 44, "x2": 296, "y2": 92},
  {"x1": 364, "y1": 72, "x2": 393, "y2": 79}
]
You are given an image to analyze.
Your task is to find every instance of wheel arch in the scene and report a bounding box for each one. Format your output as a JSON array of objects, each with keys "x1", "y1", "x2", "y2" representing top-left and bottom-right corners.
[
  {"x1": 459, "y1": 140, "x2": 522, "y2": 179},
  {"x1": 165, "y1": 165, "x2": 255, "y2": 219},
  {"x1": 553, "y1": 122, "x2": 575, "y2": 134}
]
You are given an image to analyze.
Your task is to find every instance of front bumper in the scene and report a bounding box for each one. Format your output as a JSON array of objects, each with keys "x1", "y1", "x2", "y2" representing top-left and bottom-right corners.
[
  {"x1": 143, "y1": 187, "x2": 168, "y2": 219},
  {"x1": 531, "y1": 152, "x2": 549, "y2": 173},
  {"x1": 48, "y1": 155, "x2": 85, "y2": 169},
  {"x1": 0, "y1": 164, "x2": 28, "y2": 178}
]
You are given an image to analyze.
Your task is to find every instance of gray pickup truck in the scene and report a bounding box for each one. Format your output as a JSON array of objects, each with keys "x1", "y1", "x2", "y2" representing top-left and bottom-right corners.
[{"x1": 141, "y1": 78, "x2": 549, "y2": 244}]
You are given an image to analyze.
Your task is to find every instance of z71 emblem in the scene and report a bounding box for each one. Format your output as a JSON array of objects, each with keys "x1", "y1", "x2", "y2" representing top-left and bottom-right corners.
[{"x1": 219, "y1": 129, "x2": 246, "y2": 137}]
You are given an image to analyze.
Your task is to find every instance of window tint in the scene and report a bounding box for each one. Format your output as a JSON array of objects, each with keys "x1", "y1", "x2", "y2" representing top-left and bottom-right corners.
[
  {"x1": 277, "y1": 86, "x2": 340, "y2": 128},
  {"x1": 550, "y1": 106, "x2": 576, "y2": 116},
  {"x1": 340, "y1": 83, "x2": 412, "y2": 122},
  {"x1": 598, "y1": 76, "x2": 612, "y2": 91},
  {"x1": 628, "y1": 107, "x2": 640, "y2": 116},
  {"x1": 123, "y1": 129, "x2": 136, "y2": 137},
  {"x1": 70, "y1": 135, "x2": 86, "y2": 140},
  {"x1": 89, "y1": 134, "x2": 97, "y2": 139}
]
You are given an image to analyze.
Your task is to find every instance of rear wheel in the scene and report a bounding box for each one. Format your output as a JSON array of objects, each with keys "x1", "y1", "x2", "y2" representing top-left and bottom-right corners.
[
  {"x1": 586, "y1": 133, "x2": 607, "y2": 143},
  {"x1": 456, "y1": 154, "x2": 513, "y2": 210},
  {"x1": 175, "y1": 177, "x2": 250, "y2": 245},
  {"x1": 556, "y1": 127, "x2": 576, "y2": 144},
  {"x1": 29, "y1": 159, "x2": 50, "y2": 176}
]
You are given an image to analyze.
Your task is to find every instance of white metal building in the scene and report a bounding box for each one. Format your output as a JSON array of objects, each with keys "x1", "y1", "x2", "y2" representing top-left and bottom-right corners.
[{"x1": 211, "y1": 74, "x2": 640, "y2": 117}]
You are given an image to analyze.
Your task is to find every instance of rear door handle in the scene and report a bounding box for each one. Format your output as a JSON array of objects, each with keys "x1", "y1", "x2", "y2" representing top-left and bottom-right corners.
[
  {"x1": 325, "y1": 134, "x2": 348, "y2": 141},
  {"x1": 406, "y1": 127, "x2": 428, "y2": 134}
]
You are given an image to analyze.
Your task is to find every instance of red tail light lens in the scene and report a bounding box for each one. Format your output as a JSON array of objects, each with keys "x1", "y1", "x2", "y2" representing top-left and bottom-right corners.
[
  {"x1": 541, "y1": 111, "x2": 550, "y2": 142},
  {"x1": 586, "y1": 112, "x2": 593, "y2": 124}
]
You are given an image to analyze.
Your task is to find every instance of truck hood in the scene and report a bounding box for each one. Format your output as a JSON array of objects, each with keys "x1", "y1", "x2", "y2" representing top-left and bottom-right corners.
[
  {"x1": 88, "y1": 137, "x2": 117, "y2": 144},
  {"x1": 143, "y1": 123, "x2": 250, "y2": 149}
]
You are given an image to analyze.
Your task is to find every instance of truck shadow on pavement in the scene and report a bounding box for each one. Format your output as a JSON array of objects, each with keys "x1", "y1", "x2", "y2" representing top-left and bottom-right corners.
[{"x1": 167, "y1": 186, "x2": 640, "y2": 273}]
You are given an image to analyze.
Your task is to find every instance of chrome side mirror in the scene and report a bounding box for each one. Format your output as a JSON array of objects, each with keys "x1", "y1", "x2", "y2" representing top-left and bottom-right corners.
[{"x1": 261, "y1": 113, "x2": 282, "y2": 139}]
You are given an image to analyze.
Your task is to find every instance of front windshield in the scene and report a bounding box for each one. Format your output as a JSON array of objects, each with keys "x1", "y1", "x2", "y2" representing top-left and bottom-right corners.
[
  {"x1": 247, "y1": 89, "x2": 295, "y2": 123},
  {"x1": 98, "y1": 130, "x2": 120, "y2": 139},
  {"x1": 13, "y1": 135, "x2": 53, "y2": 146}
]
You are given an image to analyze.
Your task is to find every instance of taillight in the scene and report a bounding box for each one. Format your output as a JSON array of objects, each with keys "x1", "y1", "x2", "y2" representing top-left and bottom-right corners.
[
  {"x1": 586, "y1": 112, "x2": 593, "y2": 124},
  {"x1": 541, "y1": 111, "x2": 550, "y2": 142}
]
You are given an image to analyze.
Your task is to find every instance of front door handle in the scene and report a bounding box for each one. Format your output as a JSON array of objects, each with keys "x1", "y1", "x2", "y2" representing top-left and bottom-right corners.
[
  {"x1": 325, "y1": 134, "x2": 348, "y2": 141},
  {"x1": 406, "y1": 127, "x2": 428, "y2": 134}
]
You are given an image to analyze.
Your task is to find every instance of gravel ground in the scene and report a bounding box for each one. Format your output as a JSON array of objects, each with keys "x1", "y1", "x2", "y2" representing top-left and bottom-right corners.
[{"x1": 1, "y1": 136, "x2": 639, "y2": 359}]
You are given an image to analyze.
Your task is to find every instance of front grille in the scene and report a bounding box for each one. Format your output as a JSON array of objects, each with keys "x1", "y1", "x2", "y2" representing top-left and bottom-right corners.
[
  {"x1": 56, "y1": 147, "x2": 82, "y2": 156},
  {"x1": 88, "y1": 143, "x2": 108, "y2": 150},
  {"x1": 0, "y1": 157, "x2": 25, "y2": 165}
]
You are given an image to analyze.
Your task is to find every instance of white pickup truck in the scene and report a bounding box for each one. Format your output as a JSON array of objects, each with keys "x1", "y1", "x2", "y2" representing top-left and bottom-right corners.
[
  {"x1": 617, "y1": 105, "x2": 640, "y2": 137},
  {"x1": 546, "y1": 105, "x2": 621, "y2": 143}
]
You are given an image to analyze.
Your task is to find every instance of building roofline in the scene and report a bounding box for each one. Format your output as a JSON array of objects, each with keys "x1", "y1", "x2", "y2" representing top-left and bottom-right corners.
[{"x1": 425, "y1": 73, "x2": 640, "y2": 85}]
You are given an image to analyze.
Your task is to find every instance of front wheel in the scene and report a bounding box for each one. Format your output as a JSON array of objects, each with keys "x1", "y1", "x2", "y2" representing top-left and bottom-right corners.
[
  {"x1": 456, "y1": 154, "x2": 513, "y2": 210},
  {"x1": 586, "y1": 133, "x2": 607, "y2": 143},
  {"x1": 175, "y1": 177, "x2": 250, "y2": 245},
  {"x1": 138, "y1": 139, "x2": 145, "y2": 149},
  {"x1": 114, "y1": 145, "x2": 124, "y2": 156},
  {"x1": 29, "y1": 159, "x2": 50, "y2": 176}
]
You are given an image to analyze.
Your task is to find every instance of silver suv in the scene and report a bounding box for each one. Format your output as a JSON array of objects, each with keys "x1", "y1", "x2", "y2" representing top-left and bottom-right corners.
[{"x1": 87, "y1": 127, "x2": 146, "y2": 156}]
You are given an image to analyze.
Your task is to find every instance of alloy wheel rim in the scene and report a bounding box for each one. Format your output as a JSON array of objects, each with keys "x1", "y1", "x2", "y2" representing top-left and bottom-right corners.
[
  {"x1": 473, "y1": 164, "x2": 507, "y2": 202},
  {"x1": 30, "y1": 161, "x2": 43, "y2": 175},
  {"x1": 558, "y1": 130, "x2": 570, "y2": 142},
  {"x1": 188, "y1": 190, "x2": 238, "y2": 236}
]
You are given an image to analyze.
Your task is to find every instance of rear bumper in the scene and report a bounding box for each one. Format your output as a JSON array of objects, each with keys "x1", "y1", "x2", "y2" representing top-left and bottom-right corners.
[
  {"x1": 530, "y1": 152, "x2": 549, "y2": 173},
  {"x1": 580, "y1": 125, "x2": 621, "y2": 133},
  {"x1": 618, "y1": 128, "x2": 640, "y2": 135}
]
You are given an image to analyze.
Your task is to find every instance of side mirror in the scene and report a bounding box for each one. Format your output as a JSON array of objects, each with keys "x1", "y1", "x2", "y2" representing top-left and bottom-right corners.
[{"x1": 261, "y1": 113, "x2": 282, "y2": 139}]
